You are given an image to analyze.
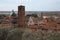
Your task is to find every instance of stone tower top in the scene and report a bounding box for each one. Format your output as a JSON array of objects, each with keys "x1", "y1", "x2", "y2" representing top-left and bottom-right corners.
[{"x1": 18, "y1": 5, "x2": 25, "y2": 27}]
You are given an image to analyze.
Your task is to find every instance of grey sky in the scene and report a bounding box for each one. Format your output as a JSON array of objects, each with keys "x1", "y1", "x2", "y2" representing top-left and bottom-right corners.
[{"x1": 0, "y1": 0, "x2": 60, "y2": 11}]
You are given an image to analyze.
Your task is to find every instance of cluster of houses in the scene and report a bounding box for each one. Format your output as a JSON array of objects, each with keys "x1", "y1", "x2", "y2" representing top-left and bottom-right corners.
[
  {"x1": 0, "y1": 5, "x2": 60, "y2": 31},
  {"x1": 27, "y1": 14, "x2": 60, "y2": 30}
]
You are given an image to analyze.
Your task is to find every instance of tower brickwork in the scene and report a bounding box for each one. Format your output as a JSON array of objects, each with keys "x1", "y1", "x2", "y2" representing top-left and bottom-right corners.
[{"x1": 18, "y1": 5, "x2": 25, "y2": 27}]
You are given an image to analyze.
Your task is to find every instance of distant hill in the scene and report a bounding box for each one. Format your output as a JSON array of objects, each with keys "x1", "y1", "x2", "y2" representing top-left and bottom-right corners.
[{"x1": 0, "y1": 11, "x2": 60, "y2": 16}]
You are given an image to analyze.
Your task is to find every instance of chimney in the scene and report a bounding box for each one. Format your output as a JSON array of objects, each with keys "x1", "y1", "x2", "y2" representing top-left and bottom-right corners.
[{"x1": 18, "y1": 5, "x2": 25, "y2": 27}]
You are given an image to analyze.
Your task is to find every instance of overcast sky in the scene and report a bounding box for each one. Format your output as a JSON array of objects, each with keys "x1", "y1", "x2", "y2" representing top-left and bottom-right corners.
[{"x1": 0, "y1": 0, "x2": 60, "y2": 11}]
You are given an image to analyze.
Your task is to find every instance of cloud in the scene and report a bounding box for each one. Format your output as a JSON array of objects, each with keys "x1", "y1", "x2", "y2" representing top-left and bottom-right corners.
[
  {"x1": 0, "y1": 4, "x2": 17, "y2": 11},
  {"x1": 45, "y1": 0, "x2": 60, "y2": 2},
  {"x1": 0, "y1": 0, "x2": 60, "y2": 11},
  {"x1": 5, "y1": 0, "x2": 32, "y2": 2}
]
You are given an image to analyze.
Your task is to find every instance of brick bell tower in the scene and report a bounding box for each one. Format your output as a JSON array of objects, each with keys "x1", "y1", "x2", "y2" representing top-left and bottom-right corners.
[{"x1": 18, "y1": 5, "x2": 25, "y2": 27}]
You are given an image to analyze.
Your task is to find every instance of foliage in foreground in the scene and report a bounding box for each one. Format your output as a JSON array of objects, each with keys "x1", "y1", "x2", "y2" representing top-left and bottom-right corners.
[{"x1": 0, "y1": 28, "x2": 60, "y2": 40}]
